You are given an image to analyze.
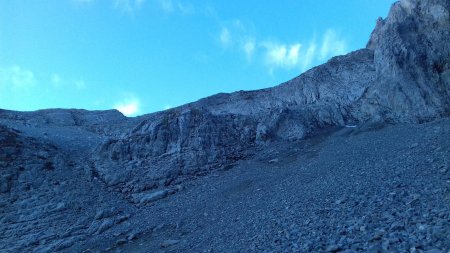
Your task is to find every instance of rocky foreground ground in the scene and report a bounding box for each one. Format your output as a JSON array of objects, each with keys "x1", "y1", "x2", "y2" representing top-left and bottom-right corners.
[
  {"x1": 1, "y1": 0, "x2": 450, "y2": 252},
  {"x1": 1, "y1": 114, "x2": 449, "y2": 252},
  {"x1": 85, "y1": 118, "x2": 450, "y2": 253}
]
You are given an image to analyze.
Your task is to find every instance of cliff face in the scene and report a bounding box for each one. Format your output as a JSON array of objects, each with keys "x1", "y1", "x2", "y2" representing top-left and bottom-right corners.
[
  {"x1": 93, "y1": 0, "x2": 450, "y2": 194},
  {"x1": 1, "y1": 0, "x2": 450, "y2": 252},
  {"x1": 363, "y1": 0, "x2": 450, "y2": 122},
  {"x1": 93, "y1": 49, "x2": 377, "y2": 191}
]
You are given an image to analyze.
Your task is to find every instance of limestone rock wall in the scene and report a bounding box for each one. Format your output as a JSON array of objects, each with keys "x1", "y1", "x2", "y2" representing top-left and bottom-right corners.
[
  {"x1": 363, "y1": 0, "x2": 450, "y2": 122},
  {"x1": 95, "y1": 0, "x2": 450, "y2": 196}
]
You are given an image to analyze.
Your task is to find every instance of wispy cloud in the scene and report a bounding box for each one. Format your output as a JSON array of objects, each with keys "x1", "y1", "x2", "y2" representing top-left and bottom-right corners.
[
  {"x1": 219, "y1": 27, "x2": 231, "y2": 47},
  {"x1": 158, "y1": 0, "x2": 173, "y2": 12},
  {"x1": 73, "y1": 0, "x2": 95, "y2": 5},
  {"x1": 301, "y1": 42, "x2": 317, "y2": 70},
  {"x1": 114, "y1": 96, "x2": 140, "y2": 116},
  {"x1": 136, "y1": 0, "x2": 146, "y2": 7},
  {"x1": 176, "y1": 2, "x2": 194, "y2": 14},
  {"x1": 214, "y1": 19, "x2": 348, "y2": 74},
  {"x1": 114, "y1": 0, "x2": 146, "y2": 13},
  {"x1": 262, "y1": 42, "x2": 301, "y2": 70},
  {"x1": 259, "y1": 30, "x2": 347, "y2": 73},
  {"x1": 157, "y1": 0, "x2": 194, "y2": 14},
  {"x1": 243, "y1": 39, "x2": 255, "y2": 60},
  {"x1": 50, "y1": 73, "x2": 87, "y2": 90},
  {"x1": 217, "y1": 20, "x2": 257, "y2": 57},
  {"x1": 0, "y1": 65, "x2": 36, "y2": 91},
  {"x1": 74, "y1": 80, "x2": 86, "y2": 90},
  {"x1": 51, "y1": 73, "x2": 61, "y2": 88},
  {"x1": 74, "y1": 0, "x2": 195, "y2": 15},
  {"x1": 262, "y1": 40, "x2": 322, "y2": 73},
  {"x1": 320, "y1": 29, "x2": 347, "y2": 60}
]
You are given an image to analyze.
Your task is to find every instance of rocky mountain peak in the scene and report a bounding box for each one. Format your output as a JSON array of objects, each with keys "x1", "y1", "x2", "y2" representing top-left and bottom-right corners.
[
  {"x1": 362, "y1": 0, "x2": 450, "y2": 122},
  {"x1": 85, "y1": 0, "x2": 450, "y2": 206}
]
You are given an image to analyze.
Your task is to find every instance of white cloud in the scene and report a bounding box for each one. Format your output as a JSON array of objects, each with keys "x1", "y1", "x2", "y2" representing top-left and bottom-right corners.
[
  {"x1": 114, "y1": 0, "x2": 146, "y2": 13},
  {"x1": 50, "y1": 74, "x2": 88, "y2": 90},
  {"x1": 320, "y1": 29, "x2": 347, "y2": 60},
  {"x1": 135, "y1": 0, "x2": 146, "y2": 7},
  {"x1": 176, "y1": 2, "x2": 194, "y2": 14},
  {"x1": 163, "y1": 104, "x2": 172, "y2": 110},
  {"x1": 203, "y1": 4, "x2": 218, "y2": 19},
  {"x1": 216, "y1": 19, "x2": 260, "y2": 59},
  {"x1": 114, "y1": 97, "x2": 140, "y2": 116},
  {"x1": 158, "y1": 0, "x2": 173, "y2": 12},
  {"x1": 218, "y1": 20, "x2": 256, "y2": 53},
  {"x1": 51, "y1": 73, "x2": 61, "y2": 87},
  {"x1": 232, "y1": 19, "x2": 245, "y2": 30},
  {"x1": 214, "y1": 20, "x2": 347, "y2": 73},
  {"x1": 301, "y1": 42, "x2": 317, "y2": 70},
  {"x1": 73, "y1": 0, "x2": 94, "y2": 4},
  {"x1": 219, "y1": 27, "x2": 231, "y2": 47},
  {"x1": 259, "y1": 29, "x2": 347, "y2": 73},
  {"x1": 74, "y1": 80, "x2": 86, "y2": 89},
  {"x1": 157, "y1": 0, "x2": 194, "y2": 14},
  {"x1": 75, "y1": 0, "x2": 193, "y2": 14},
  {"x1": 0, "y1": 65, "x2": 36, "y2": 91},
  {"x1": 243, "y1": 39, "x2": 255, "y2": 60},
  {"x1": 263, "y1": 42, "x2": 301, "y2": 70}
]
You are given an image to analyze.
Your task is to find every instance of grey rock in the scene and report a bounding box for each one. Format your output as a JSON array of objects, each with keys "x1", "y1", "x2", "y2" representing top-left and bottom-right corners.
[
  {"x1": 160, "y1": 239, "x2": 180, "y2": 248},
  {"x1": 268, "y1": 158, "x2": 279, "y2": 164},
  {"x1": 364, "y1": 0, "x2": 450, "y2": 122},
  {"x1": 126, "y1": 231, "x2": 140, "y2": 241},
  {"x1": 95, "y1": 219, "x2": 115, "y2": 235},
  {"x1": 132, "y1": 190, "x2": 169, "y2": 205},
  {"x1": 335, "y1": 198, "x2": 346, "y2": 205},
  {"x1": 424, "y1": 249, "x2": 444, "y2": 253},
  {"x1": 116, "y1": 214, "x2": 130, "y2": 224},
  {"x1": 326, "y1": 244, "x2": 343, "y2": 252},
  {"x1": 94, "y1": 207, "x2": 117, "y2": 220},
  {"x1": 410, "y1": 143, "x2": 419, "y2": 149},
  {"x1": 116, "y1": 238, "x2": 127, "y2": 245},
  {"x1": 91, "y1": 0, "x2": 450, "y2": 201}
]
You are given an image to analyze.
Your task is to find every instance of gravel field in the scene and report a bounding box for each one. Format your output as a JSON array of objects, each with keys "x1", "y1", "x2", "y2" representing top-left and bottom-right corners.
[{"x1": 80, "y1": 119, "x2": 449, "y2": 253}]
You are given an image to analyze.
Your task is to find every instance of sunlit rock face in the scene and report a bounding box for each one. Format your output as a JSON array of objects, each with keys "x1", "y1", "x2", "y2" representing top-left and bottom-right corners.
[
  {"x1": 95, "y1": 0, "x2": 450, "y2": 193},
  {"x1": 93, "y1": 48, "x2": 377, "y2": 193},
  {"x1": 363, "y1": 0, "x2": 450, "y2": 122}
]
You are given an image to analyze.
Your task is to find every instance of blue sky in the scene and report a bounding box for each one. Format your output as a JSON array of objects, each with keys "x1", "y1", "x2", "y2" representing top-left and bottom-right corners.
[{"x1": 0, "y1": 0, "x2": 395, "y2": 116}]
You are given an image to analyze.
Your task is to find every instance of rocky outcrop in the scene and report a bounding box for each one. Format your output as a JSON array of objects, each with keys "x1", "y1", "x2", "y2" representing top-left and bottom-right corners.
[
  {"x1": 190, "y1": 49, "x2": 376, "y2": 117},
  {"x1": 363, "y1": 0, "x2": 450, "y2": 122},
  {"x1": 94, "y1": 108, "x2": 260, "y2": 191},
  {"x1": 0, "y1": 108, "x2": 132, "y2": 138},
  {"x1": 94, "y1": 0, "x2": 450, "y2": 197},
  {"x1": 0, "y1": 113, "x2": 136, "y2": 253},
  {"x1": 93, "y1": 49, "x2": 377, "y2": 194}
]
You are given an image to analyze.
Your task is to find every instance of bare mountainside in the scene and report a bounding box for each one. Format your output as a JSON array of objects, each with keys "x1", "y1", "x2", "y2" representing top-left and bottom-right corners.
[{"x1": 1, "y1": 0, "x2": 449, "y2": 252}]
